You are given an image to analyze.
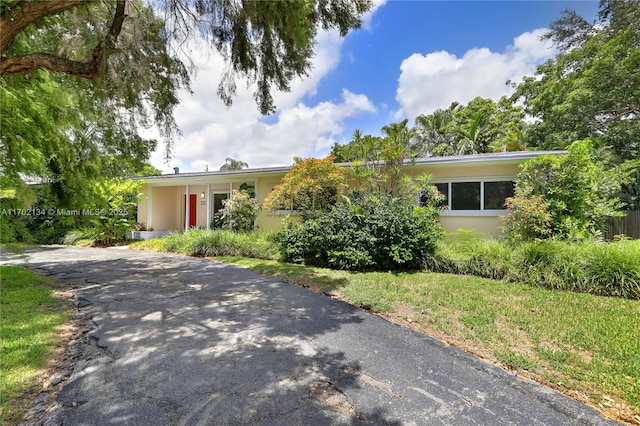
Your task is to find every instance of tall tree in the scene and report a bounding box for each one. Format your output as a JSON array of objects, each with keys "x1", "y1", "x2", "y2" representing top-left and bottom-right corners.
[
  {"x1": 412, "y1": 103, "x2": 458, "y2": 157},
  {"x1": 0, "y1": 0, "x2": 371, "y2": 204},
  {"x1": 219, "y1": 158, "x2": 248, "y2": 171},
  {"x1": 411, "y1": 97, "x2": 527, "y2": 156},
  {"x1": 1, "y1": 0, "x2": 372, "y2": 114},
  {"x1": 511, "y1": 0, "x2": 640, "y2": 162},
  {"x1": 336, "y1": 121, "x2": 437, "y2": 202}
]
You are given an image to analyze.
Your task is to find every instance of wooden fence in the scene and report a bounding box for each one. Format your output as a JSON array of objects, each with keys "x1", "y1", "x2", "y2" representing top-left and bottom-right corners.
[{"x1": 604, "y1": 210, "x2": 640, "y2": 240}]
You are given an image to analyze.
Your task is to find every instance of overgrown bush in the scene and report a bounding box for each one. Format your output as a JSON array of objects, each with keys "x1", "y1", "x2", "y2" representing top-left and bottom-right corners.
[
  {"x1": 90, "y1": 178, "x2": 142, "y2": 245},
  {"x1": 277, "y1": 191, "x2": 443, "y2": 271},
  {"x1": 151, "y1": 229, "x2": 279, "y2": 260},
  {"x1": 507, "y1": 140, "x2": 637, "y2": 240},
  {"x1": 501, "y1": 186, "x2": 552, "y2": 242},
  {"x1": 0, "y1": 199, "x2": 31, "y2": 243},
  {"x1": 62, "y1": 228, "x2": 101, "y2": 246},
  {"x1": 424, "y1": 237, "x2": 640, "y2": 299},
  {"x1": 262, "y1": 155, "x2": 350, "y2": 211},
  {"x1": 219, "y1": 189, "x2": 259, "y2": 232}
]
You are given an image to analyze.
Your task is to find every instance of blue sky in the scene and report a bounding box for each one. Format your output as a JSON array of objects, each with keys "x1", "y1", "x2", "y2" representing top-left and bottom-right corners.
[{"x1": 150, "y1": 1, "x2": 599, "y2": 173}]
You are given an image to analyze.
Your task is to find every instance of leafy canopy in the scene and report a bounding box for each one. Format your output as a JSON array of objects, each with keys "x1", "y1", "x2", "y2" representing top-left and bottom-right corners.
[
  {"x1": 512, "y1": 0, "x2": 640, "y2": 162},
  {"x1": 330, "y1": 121, "x2": 445, "y2": 207},
  {"x1": 0, "y1": 0, "x2": 371, "y2": 206}
]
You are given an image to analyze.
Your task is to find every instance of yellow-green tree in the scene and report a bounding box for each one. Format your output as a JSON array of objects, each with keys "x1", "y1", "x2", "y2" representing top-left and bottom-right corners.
[{"x1": 263, "y1": 155, "x2": 351, "y2": 212}]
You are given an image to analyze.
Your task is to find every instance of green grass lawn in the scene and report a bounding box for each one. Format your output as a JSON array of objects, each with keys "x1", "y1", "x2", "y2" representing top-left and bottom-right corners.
[
  {"x1": 218, "y1": 256, "x2": 640, "y2": 424},
  {"x1": 0, "y1": 266, "x2": 71, "y2": 425}
]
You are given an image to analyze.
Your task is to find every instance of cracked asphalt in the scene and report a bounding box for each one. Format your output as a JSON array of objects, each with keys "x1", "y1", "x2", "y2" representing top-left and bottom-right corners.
[{"x1": 1, "y1": 246, "x2": 621, "y2": 425}]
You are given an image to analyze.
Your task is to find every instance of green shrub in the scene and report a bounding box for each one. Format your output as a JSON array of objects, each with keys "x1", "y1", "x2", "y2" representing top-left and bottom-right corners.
[
  {"x1": 501, "y1": 186, "x2": 552, "y2": 243},
  {"x1": 63, "y1": 228, "x2": 100, "y2": 245},
  {"x1": 277, "y1": 191, "x2": 443, "y2": 271},
  {"x1": 90, "y1": 179, "x2": 142, "y2": 245},
  {"x1": 426, "y1": 237, "x2": 640, "y2": 299},
  {"x1": 582, "y1": 240, "x2": 640, "y2": 298},
  {"x1": 160, "y1": 229, "x2": 279, "y2": 260},
  {"x1": 510, "y1": 140, "x2": 636, "y2": 240},
  {"x1": 219, "y1": 190, "x2": 259, "y2": 232}
]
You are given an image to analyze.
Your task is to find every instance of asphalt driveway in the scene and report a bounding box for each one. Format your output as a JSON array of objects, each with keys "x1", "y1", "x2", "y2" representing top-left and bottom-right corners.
[{"x1": 1, "y1": 247, "x2": 620, "y2": 425}]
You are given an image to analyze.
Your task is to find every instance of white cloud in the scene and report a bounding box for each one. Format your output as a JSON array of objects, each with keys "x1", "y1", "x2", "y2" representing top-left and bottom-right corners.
[
  {"x1": 362, "y1": 0, "x2": 388, "y2": 31},
  {"x1": 148, "y1": 29, "x2": 377, "y2": 173},
  {"x1": 394, "y1": 28, "x2": 555, "y2": 120}
]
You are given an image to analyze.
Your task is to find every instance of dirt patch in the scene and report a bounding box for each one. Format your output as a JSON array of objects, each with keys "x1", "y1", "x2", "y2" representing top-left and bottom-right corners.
[{"x1": 309, "y1": 380, "x2": 356, "y2": 417}]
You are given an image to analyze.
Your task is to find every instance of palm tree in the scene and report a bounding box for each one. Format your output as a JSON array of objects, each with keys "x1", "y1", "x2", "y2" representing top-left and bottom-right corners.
[
  {"x1": 490, "y1": 128, "x2": 528, "y2": 152},
  {"x1": 220, "y1": 158, "x2": 249, "y2": 171},
  {"x1": 453, "y1": 110, "x2": 489, "y2": 155},
  {"x1": 412, "y1": 103, "x2": 459, "y2": 157}
]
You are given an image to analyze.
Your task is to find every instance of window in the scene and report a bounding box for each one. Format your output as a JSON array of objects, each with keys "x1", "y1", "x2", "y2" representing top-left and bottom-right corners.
[
  {"x1": 484, "y1": 181, "x2": 514, "y2": 210},
  {"x1": 427, "y1": 180, "x2": 514, "y2": 214},
  {"x1": 212, "y1": 192, "x2": 229, "y2": 214},
  {"x1": 451, "y1": 182, "x2": 481, "y2": 210}
]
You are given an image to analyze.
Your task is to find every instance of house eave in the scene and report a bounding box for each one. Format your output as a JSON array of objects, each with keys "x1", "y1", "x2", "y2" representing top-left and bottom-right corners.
[{"x1": 130, "y1": 151, "x2": 567, "y2": 185}]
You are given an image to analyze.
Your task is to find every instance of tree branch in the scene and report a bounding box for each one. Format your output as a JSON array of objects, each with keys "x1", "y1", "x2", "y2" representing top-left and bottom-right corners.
[
  {"x1": 1, "y1": 52, "x2": 102, "y2": 77},
  {"x1": 0, "y1": 0, "x2": 127, "y2": 78},
  {"x1": 0, "y1": 0, "x2": 84, "y2": 55}
]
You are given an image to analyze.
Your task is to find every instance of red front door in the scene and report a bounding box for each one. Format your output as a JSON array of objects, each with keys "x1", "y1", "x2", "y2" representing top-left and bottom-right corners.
[{"x1": 184, "y1": 194, "x2": 197, "y2": 228}]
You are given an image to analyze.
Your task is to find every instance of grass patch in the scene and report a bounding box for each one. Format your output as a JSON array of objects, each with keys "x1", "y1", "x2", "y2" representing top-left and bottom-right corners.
[
  {"x1": 0, "y1": 266, "x2": 71, "y2": 425},
  {"x1": 129, "y1": 229, "x2": 279, "y2": 260},
  {"x1": 217, "y1": 256, "x2": 640, "y2": 423}
]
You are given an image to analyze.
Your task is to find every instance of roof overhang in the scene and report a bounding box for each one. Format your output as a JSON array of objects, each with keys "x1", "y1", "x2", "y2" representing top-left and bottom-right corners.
[{"x1": 130, "y1": 151, "x2": 567, "y2": 185}]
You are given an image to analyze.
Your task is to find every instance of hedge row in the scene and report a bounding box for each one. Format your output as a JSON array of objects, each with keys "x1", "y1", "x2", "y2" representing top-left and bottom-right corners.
[{"x1": 423, "y1": 238, "x2": 640, "y2": 299}]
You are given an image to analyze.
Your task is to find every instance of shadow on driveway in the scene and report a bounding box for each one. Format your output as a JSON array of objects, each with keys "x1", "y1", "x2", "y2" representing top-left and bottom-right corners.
[{"x1": 2, "y1": 247, "x2": 620, "y2": 425}]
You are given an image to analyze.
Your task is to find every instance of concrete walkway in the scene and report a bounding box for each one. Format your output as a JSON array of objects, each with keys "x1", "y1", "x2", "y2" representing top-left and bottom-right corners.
[{"x1": 2, "y1": 247, "x2": 619, "y2": 425}]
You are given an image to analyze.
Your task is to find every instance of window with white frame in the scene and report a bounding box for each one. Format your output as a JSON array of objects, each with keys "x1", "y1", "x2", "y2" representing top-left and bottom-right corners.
[{"x1": 421, "y1": 180, "x2": 514, "y2": 215}]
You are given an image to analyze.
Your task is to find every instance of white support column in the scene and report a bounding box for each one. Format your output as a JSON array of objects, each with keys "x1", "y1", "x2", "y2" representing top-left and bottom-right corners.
[
  {"x1": 185, "y1": 184, "x2": 190, "y2": 231},
  {"x1": 146, "y1": 185, "x2": 152, "y2": 230},
  {"x1": 206, "y1": 183, "x2": 211, "y2": 229},
  {"x1": 229, "y1": 182, "x2": 233, "y2": 199}
]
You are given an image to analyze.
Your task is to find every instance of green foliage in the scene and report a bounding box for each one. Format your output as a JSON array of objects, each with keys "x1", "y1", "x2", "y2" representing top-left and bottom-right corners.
[
  {"x1": 219, "y1": 189, "x2": 259, "y2": 233},
  {"x1": 263, "y1": 155, "x2": 350, "y2": 211},
  {"x1": 412, "y1": 97, "x2": 528, "y2": 156},
  {"x1": 335, "y1": 98, "x2": 528, "y2": 162},
  {"x1": 62, "y1": 228, "x2": 101, "y2": 246},
  {"x1": 89, "y1": 178, "x2": 143, "y2": 245},
  {"x1": 511, "y1": 140, "x2": 635, "y2": 240},
  {"x1": 0, "y1": 199, "x2": 31, "y2": 243},
  {"x1": 332, "y1": 122, "x2": 444, "y2": 204},
  {"x1": 136, "y1": 229, "x2": 279, "y2": 260},
  {"x1": 197, "y1": 0, "x2": 372, "y2": 114},
  {"x1": 501, "y1": 186, "x2": 553, "y2": 243},
  {"x1": 513, "y1": 1, "x2": 640, "y2": 163},
  {"x1": 424, "y1": 237, "x2": 640, "y2": 299},
  {"x1": 1, "y1": 0, "x2": 371, "y2": 208},
  {"x1": 348, "y1": 121, "x2": 425, "y2": 199},
  {"x1": 1, "y1": 1, "x2": 186, "y2": 204},
  {"x1": 512, "y1": 1, "x2": 640, "y2": 204},
  {"x1": 277, "y1": 191, "x2": 443, "y2": 271}
]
